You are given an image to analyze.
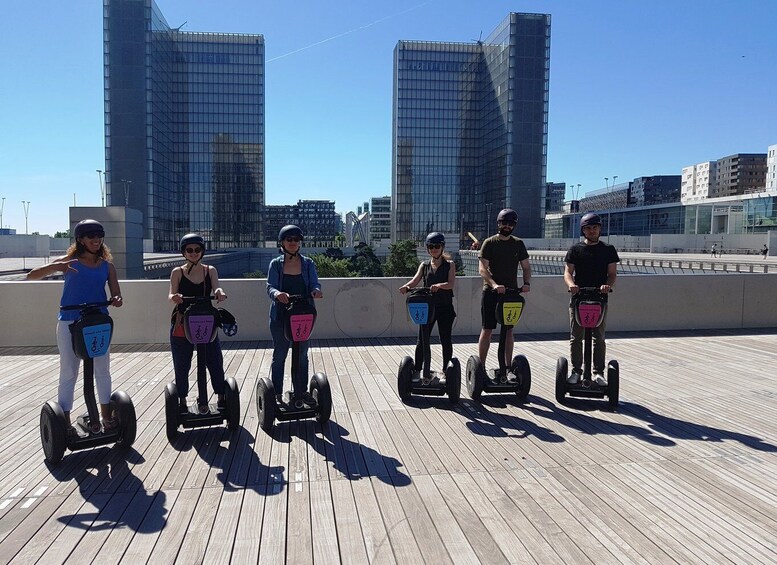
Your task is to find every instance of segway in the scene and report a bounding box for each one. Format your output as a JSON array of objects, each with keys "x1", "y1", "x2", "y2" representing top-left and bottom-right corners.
[
  {"x1": 466, "y1": 288, "x2": 531, "y2": 402},
  {"x1": 164, "y1": 295, "x2": 240, "y2": 441},
  {"x1": 255, "y1": 294, "x2": 332, "y2": 434},
  {"x1": 555, "y1": 287, "x2": 619, "y2": 408},
  {"x1": 397, "y1": 288, "x2": 460, "y2": 403},
  {"x1": 40, "y1": 300, "x2": 136, "y2": 465}
]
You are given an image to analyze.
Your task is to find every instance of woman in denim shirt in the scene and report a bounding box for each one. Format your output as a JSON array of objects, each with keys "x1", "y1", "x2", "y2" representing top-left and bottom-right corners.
[{"x1": 267, "y1": 225, "x2": 323, "y2": 405}]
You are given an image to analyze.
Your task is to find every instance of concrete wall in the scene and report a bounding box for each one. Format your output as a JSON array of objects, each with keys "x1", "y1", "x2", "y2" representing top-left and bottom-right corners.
[
  {"x1": 2, "y1": 273, "x2": 775, "y2": 347},
  {"x1": 0, "y1": 235, "x2": 49, "y2": 258},
  {"x1": 651, "y1": 232, "x2": 774, "y2": 254}
]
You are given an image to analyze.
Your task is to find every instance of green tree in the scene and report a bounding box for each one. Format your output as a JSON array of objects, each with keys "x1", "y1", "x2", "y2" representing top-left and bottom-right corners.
[
  {"x1": 310, "y1": 253, "x2": 353, "y2": 278},
  {"x1": 243, "y1": 269, "x2": 266, "y2": 278},
  {"x1": 54, "y1": 230, "x2": 70, "y2": 238},
  {"x1": 349, "y1": 243, "x2": 383, "y2": 277},
  {"x1": 384, "y1": 239, "x2": 419, "y2": 277}
]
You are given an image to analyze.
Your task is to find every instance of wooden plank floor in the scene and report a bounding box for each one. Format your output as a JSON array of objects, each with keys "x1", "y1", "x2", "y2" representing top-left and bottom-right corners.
[{"x1": 1, "y1": 329, "x2": 777, "y2": 564}]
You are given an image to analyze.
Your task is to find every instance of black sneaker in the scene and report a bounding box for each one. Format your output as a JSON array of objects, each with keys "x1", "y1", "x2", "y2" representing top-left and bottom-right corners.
[
  {"x1": 179, "y1": 399, "x2": 189, "y2": 414},
  {"x1": 301, "y1": 392, "x2": 317, "y2": 406}
]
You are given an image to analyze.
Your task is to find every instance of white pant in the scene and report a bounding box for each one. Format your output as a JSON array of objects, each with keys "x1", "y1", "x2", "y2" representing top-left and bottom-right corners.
[{"x1": 56, "y1": 321, "x2": 112, "y2": 412}]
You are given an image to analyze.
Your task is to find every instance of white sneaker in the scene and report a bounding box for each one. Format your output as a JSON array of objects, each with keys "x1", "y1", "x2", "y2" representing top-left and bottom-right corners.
[
  {"x1": 593, "y1": 373, "x2": 607, "y2": 386},
  {"x1": 567, "y1": 370, "x2": 582, "y2": 384}
]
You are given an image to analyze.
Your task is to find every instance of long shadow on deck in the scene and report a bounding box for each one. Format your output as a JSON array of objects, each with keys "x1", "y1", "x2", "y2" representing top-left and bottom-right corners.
[
  {"x1": 52, "y1": 447, "x2": 169, "y2": 533},
  {"x1": 620, "y1": 401, "x2": 777, "y2": 452},
  {"x1": 459, "y1": 396, "x2": 565, "y2": 443}
]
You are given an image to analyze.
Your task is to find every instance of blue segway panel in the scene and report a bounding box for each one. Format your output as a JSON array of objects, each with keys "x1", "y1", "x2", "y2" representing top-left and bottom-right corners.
[
  {"x1": 183, "y1": 302, "x2": 219, "y2": 344},
  {"x1": 284, "y1": 299, "x2": 317, "y2": 342},
  {"x1": 496, "y1": 294, "x2": 525, "y2": 327},
  {"x1": 69, "y1": 311, "x2": 113, "y2": 360},
  {"x1": 406, "y1": 292, "x2": 435, "y2": 325}
]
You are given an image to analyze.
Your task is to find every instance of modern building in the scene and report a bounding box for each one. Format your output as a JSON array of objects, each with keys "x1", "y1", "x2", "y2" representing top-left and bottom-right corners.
[
  {"x1": 369, "y1": 196, "x2": 392, "y2": 246},
  {"x1": 629, "y1": 175, "x2": 681, "y2": 207},
  {"x1": 767, "y1": 145, "x2": 777, "y2": 193},
  {"x1": 104, "y1": 0, "x2": 265, "y2": 251},
  {"x1": 712, "y1": 153, "x2": 767, "y2": 199},
  {"x1": 578, "y1": 183, "x2": 630, "y2": 213},
  {"x1": 545, "y1": 182, "x2": 565, "y2": 214},
  {"x1": 681, "y1": 162, "x2": 716, "y2": 204},
  {"x1": 264, "y1": 200, "x2": 339, "y2": 246},
  {"x1": 392, "y1": 12, "x2": 551, "y2": 245}
]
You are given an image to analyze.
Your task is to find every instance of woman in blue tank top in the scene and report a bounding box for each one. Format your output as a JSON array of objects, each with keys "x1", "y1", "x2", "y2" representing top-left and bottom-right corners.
[{"x1": 27, "y1": 219, "x2": 123, "y2": 436}]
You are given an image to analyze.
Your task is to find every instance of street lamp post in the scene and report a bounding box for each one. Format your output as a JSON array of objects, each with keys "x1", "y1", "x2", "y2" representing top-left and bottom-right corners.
[
  {"x1": 21, "y1": 201, "x2": 30, "y2": 234},
  {"x1": 96, "y1": 170, "x2": 105, "y2": 207},
  {"x1": 0, "y1": 197, "x2": 5, "y2": 230}
]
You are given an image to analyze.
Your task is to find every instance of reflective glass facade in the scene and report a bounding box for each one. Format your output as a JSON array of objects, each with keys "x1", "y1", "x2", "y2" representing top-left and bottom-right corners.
[
  {"x1": 104, "y1": 0, "x2": 264, "y2": 251},
  {"x1": 392, "y1": 13, "x2": 550, "y2": 244}
]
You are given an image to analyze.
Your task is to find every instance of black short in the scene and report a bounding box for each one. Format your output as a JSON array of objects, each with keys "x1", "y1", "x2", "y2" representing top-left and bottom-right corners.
[{"x1": 481, "y1": 290, "x2": 499, "y2": 330}]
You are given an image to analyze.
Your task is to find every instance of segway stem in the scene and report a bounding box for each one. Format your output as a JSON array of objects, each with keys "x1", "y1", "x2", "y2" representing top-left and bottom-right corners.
[
  {"x1": 82, "y1": 357, "x2": 101, "y2": 432},
  {"x1": 196, "y1": 343, "x2": 208, "y2": 404}
]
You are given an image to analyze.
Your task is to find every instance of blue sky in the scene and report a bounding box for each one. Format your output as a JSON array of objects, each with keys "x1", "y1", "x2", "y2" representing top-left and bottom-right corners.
[{"x1": 1, "y1": 0, "x2": 775, "y2": 235}]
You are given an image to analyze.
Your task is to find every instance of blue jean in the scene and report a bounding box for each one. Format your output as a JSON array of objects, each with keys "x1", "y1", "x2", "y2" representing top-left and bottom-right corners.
[
  {"x1": 270, "y1": 317, "x2": 310, "y2": 396},
  {"x1": 170, "y1": 332, "x2": 225, "y2": 403}
]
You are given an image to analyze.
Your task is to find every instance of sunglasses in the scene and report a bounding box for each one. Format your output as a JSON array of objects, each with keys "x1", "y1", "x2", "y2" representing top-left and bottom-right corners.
[
  {"x1": 427, "y1": 243, "x2": 443, "y2": 249},
  {"x1": 83, "y1": 231, "x2": 105, "y2": 239},
  {"x1": 185, "y1": 247, "x2": 203, "y2": 254},
  {"x1": 498, "y1": 221, "x2": 516, "y2": 227},
  {"x1": 284, "y1": 237, "x2": 301, "y2": 243}
]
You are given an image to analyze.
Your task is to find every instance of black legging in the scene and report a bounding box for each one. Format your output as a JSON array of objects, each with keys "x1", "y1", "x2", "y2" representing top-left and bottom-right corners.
[{"x1": 414, "y1": 304, "x2": 456, "y2": 377}]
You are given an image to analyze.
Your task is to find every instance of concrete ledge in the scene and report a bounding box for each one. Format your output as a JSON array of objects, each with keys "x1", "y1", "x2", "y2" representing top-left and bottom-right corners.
[{"x1": 2, "y1": 273, "x2": 776, "y2": 347}]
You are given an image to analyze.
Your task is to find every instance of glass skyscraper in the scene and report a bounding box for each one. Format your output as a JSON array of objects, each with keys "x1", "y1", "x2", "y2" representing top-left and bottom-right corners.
[
  {"x1": 104, "y1": 0, "x2": 264, "y2": 251},
  {"x1": 392, "y1": 12, "x2": 550, "y2": 243}
]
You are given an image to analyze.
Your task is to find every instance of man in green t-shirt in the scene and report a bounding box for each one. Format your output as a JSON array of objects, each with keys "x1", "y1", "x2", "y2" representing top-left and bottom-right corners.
[{"x1": 477, "y1": 208, "x2": 532, "y2": 372}]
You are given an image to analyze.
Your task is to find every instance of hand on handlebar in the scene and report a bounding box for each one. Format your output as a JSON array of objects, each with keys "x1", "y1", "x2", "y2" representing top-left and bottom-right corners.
[
  {"x1": 110, "y1": 295, "x2": 123, "y2": 307},
  {"x1": 568, "y1": 285, "x2": 579, "y2": 295},
  {"x1": 311, "y1": 289, "x2": 323, "y2": 299},
  {"x1": 171, "y1": 293, "x2": 184, "y2": 305},
  {"x1": 215, "y1": 288, "x2": 227, "y2": 303},
  {"x1": 599, "y1": 284, "x2": 613, "y2": 294},
  {"x1": 276, "y1": 292, "x2": 290, "y2": 304},
  {"x1": 399, "y1": 285, "x2": 410, "y2": 295},
  {"x1": 491, "y1": 284, "x2": 506, "y2": 294}
]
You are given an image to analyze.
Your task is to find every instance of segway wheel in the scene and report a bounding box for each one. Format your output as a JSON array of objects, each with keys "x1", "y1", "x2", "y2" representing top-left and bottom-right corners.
[
  {"x1": 164, "y1": 382, "x2": 179, "y2": 442},
  {"x1": 225, "y1": 377, "x2": 241, "y2": 431},
  {"x1": 466, "y1": 355, "x2": 486, "y2": 400},
  {"x1": 40, "y1": 402, "x2": 67, "y2": 465},
  {"x1": 444, "y1": 358, "x2": 461, "y2": 404},
  {"x1": 110, "y1": 390, "x2": 137, "y2": 448},
  {"x1": 511, "y1": 355, "x2": 531, "y2": 403},
  {"x1": 397, "y1": 356, "x2": 414, "y2": 402},
  {"x1": 607, "y1": 360, "x2": 620, "y2": 409},
  {"x1": 256, "y1": 377, "x2": 276, "y2": 434},
  {"x1": 555, "y1": 357, "x2": 569, "y2": 405},
  {"x1": 311, "y1": 372, "x2": 332, "y2": 424}
]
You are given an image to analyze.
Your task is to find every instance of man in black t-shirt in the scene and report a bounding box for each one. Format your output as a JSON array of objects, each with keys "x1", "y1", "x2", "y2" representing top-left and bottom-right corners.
[
  {"x1": 477, "y1": 208, "x2": 532, "y2": 371},
  {"x1": 563, "y1": 212, "x2": 619, "y2": 386}
]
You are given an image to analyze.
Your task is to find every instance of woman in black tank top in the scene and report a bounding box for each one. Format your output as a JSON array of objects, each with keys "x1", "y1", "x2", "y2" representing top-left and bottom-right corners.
[
  {"x1": 168, "y1": 233, "x2": 228, "y2": 415},
  {"x1": 399, "y1": 232, "x2": 457, "y2": 377}
]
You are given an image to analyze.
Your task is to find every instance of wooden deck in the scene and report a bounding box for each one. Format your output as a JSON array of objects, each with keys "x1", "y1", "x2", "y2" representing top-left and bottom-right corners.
[{"x1": 1, "y1": 329, "x2": 777, "y2": 564}]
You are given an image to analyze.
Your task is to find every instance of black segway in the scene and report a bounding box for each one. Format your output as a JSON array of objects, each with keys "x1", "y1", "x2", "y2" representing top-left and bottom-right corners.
[
  {"x1": 40, "y1": 301, "x2": 136, "y2": 465},
  {"x1": 397, "y1": 288, "x2": 460, "y2": 403},
  {"x1": 164, "y1": 295, "x2": 240, "y2": 441},
  {"x1": 555, "y1": 287, "x2": 619, "y2": 408},
  {"x1": 466, "y1": 288, "x2": 531, "y2": 402},
  {"x1": 255, "y1": 294, "x2": 332, "y2": 434}
]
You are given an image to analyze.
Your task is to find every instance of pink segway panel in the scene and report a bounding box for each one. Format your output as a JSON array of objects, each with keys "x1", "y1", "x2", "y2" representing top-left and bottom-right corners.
[
  {"x1": 289, "y1": 313, "x2": 315, "y2": 342},
  {"x1": 577, "y1": 303, "x2": 603, "y2": 328},
  {"x1": 187, "y1": 315, "x2": 216, "y2": 344}
]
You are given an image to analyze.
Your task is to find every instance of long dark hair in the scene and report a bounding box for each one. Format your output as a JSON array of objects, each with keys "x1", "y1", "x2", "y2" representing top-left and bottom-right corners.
[{"x1": 64, "y1": 240, "x2": 113, "y2": 262}]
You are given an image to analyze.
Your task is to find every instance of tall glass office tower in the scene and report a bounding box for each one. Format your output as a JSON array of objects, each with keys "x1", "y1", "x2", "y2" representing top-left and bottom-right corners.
[
  {"x1": 392, "y1": 13, "x2": 550, "y2": 243},
  {"x1": 104, "y1": 0, "x2": 264, "y2": 251}
]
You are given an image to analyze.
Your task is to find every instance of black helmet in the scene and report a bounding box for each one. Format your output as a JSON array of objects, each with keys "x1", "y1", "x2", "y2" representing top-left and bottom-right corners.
[
  {"x1": 497, "y1": 208, "x2": 518, "y2": 223},
  {"x1": 179, "y1": 233, "x2": 205, "y2": 254},
  {"x1": 580, "y1": 212, "x2": 602, "y2": 233},
  {"x1": 278, "y1": 225, "x2": 303, "y2": 242},
  {"x1": 425, "y1": 232, "x2": 445, "y2": 246},
  {"x1": 74, "y1": 219, "x2": 105, "y2": 239}
]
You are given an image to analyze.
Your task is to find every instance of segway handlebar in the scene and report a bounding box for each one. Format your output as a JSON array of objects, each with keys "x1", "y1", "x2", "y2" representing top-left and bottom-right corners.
[
  {"x1": 569, "y1": 287, "x2": 613, "y2": 294},
  {"x1": 179, "y1": 295, "x2": 217, "y2": 301},
  {"x1": 486, "y1": 286, "x2": 524, "y2": 294},
  {"x1": 60, "y1": 299, "x2": 115, "y2": 311}
]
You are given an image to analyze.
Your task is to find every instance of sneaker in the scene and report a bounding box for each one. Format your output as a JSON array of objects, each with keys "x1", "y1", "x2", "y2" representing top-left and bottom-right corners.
[
  {"x1": 217, "y1": 395, "x2": 226, "y2": 409},
  {"x1": 67, "y1": 425, "x2": 80, "y2": 441},
  {"x1": 593, "y1": 372, "x2": 607, "y2": 386},
  {"x1": 275, "y1": 394, "x2": 284, "y2": 405},
  {"x1": 567, "y1": 370, "x2": 582, "y2": 384},
  {"x1": 179, "y1": 400, "x2": 189, "y2": 414},
  {"x1": 301, "y1": 392, "x2": 317, "y2": 406}
]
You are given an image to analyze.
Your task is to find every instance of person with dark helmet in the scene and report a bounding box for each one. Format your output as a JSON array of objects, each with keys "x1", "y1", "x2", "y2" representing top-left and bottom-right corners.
[
  {"x1": 267, "y1": 225, "x2": 323, "y2": 406},
  {"x1": 563, "y1": 212, "x2": 620, "y2": 386},
  {"x1": 399, "y1": 232, "x2": 457, "y2": 379},
  {"x1": 27, "y1": 219, "x2": 123, "y2": 436},
  {"x1": 477, "y1": 208, "x2": 532, "y2": 373},
  {"x1": 168, "y1": 233, "x2": 228, "y2": 414}
]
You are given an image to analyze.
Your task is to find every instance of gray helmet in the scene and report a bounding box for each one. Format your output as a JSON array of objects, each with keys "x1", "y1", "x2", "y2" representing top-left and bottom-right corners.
[
  {"x1": 278, "y1": 225, "x2": 303, "y2": 242},
  {"x1": 425, "y1": 232, "x2": 445, "y2": 246},
  {"x1": 179, "y1": 233, "x2": 205, "y2": 255},
  {"x1": 74, "y1": 219, "x2": 105, "y2": 239},
  {"x1": 497, "y1": 208, "x2": 518, "y2": 223}
]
